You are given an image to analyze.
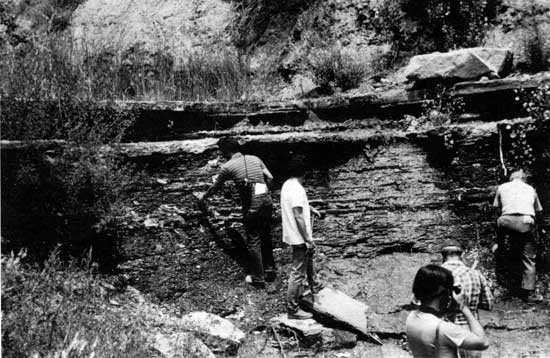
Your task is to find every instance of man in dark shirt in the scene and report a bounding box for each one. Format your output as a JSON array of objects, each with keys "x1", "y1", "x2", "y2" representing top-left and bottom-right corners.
[{"x1": 199, "y1": 137, "x2": 275, "y2": 288}]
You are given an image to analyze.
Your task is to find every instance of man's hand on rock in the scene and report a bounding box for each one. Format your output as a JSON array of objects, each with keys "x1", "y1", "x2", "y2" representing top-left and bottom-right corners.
[{"x1": 311, "y1": 207, "x2": 321, "y2": 219}]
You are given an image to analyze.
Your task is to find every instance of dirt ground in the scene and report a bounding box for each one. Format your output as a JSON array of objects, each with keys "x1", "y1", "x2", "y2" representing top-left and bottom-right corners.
[{"x1": 117, "y1": 196, "x2": 550, "y2": 358}]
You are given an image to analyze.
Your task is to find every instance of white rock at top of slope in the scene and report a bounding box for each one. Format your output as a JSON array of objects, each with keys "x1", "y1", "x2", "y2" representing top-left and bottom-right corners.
[
  {"x1": 402, "y1": 47, "x2": 513, "y2": 82},
  {"x1": 180, "y1": 311, "x2": 246, "y2": 344},
  {"x1": 71, "y1": 0, "x2": 234, "y2": 57}
]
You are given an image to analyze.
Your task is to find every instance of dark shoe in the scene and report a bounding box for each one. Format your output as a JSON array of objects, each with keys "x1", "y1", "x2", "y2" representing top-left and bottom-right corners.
[
  {"x1": 523, "y1": 292, "x2": 544, "y2": 304},
  {"x1": 311, "y1": 284, "x2": 324, "y2": 295},
  {"x1": 245, "y1": 275, "x2": 265, "y2": 289},
  {"x1": 287, "y1": 309, "x2": 313, "y2": 320},
  {"x1": 250, "y1": 281, "x2": 266, "y2": 289},
  {"x1": 265, "y1": 270, "x2": 277, "y2": 283}
]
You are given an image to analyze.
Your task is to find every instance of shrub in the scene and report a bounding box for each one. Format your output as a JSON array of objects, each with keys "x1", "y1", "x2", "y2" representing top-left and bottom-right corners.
[
  {"x1": 1, "y1": 249, "x2": 157, "y2": 357},
  {"x1": 363, "y1": 0, "x2": 502, "y2": 56},
  {"x1": 308, "y1": 46, "x2": 367, "y2": 94},
  {"x1": 1, "y1": 98, "x2": 138, "y2": 267}
]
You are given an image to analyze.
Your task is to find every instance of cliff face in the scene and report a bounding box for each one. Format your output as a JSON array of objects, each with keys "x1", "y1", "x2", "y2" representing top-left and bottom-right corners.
[{"x1": 70, "y1": 0, "x2": 234, "y2": 57}]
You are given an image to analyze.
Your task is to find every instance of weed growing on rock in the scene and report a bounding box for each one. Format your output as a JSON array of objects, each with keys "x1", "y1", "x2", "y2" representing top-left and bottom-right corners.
[
  {"x1": 505, "y1": 84, "x2": 550, "y2": 174},
  {"x1": 307, "y1": 46, "x2": 368, "y2": 94}
]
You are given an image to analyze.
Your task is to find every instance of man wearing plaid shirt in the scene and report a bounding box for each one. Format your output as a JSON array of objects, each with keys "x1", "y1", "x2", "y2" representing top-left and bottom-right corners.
[{"x1": 441, "y1": 239, "x2": 493, "y2": 358}]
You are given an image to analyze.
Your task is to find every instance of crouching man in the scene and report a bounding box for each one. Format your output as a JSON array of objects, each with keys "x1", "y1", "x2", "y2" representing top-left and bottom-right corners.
[
  {"x1": 281, "y1": 156, "x2": 323, "y2": 320},
  {"x1": 493, "y1": 169, "x2": 544, "y2": 303}
]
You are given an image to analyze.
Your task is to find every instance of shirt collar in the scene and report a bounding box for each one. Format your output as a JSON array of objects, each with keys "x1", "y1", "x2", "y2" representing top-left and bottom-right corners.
[
  {"x1": 231, "y1": 152, "x2": 243, "y2": 159},
  {"x1": 443, "y1": 259, "x2": 465, "y2": 267}
]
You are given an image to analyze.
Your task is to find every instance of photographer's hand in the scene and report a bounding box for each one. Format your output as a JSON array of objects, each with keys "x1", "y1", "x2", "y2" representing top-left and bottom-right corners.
[{"x1": 453, "y1": 291, "x2": 467, "y2": 311}]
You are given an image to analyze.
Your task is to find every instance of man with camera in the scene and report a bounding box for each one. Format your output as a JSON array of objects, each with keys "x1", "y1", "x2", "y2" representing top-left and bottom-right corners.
[
  {"x1": 199, "y1": 137, "x2": 276, "y2": 289},
  {"x1": 406, "y1": 265, "x2": 489, "y2": 358},
  {"x1": 441, "y1": 240, "x2": 493, "y2": 358}
]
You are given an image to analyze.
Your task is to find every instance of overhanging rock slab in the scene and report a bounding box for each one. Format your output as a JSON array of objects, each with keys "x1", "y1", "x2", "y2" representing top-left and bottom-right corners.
[{"x1": 300, "y1": 287, "x2": 381, "y2": 344}]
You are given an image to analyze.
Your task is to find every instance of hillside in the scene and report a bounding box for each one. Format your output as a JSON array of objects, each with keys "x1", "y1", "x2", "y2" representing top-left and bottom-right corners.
[{"x1": 2, "y1": 0, "x2": 550, "y2": 101}]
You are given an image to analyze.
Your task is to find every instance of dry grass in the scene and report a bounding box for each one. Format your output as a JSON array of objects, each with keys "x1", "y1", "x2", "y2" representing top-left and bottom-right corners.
[{"x1": 0, "y1": 34, "x2": 254, "y2": 102}]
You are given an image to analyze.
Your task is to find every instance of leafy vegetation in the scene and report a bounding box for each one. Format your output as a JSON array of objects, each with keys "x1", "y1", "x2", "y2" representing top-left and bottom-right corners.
[
  {"x1": 361, "y1": 0, "x2": 502, "y2": 61},
  {"x1": 1, "y1": 249, "x2": 158, "y2": 358}
]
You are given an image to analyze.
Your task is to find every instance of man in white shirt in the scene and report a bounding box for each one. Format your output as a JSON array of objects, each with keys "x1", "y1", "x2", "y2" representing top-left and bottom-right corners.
[
  {"x1": 281, "y1": 156, "x2": 323, "y2": 319},
  {"x1": 493, "y1": 169, "x2": 544, "y2": 303}
]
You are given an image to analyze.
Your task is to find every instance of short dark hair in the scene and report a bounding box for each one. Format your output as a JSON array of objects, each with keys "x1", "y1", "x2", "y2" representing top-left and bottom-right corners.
[
  {"x1": 218, "y1": 137, "x2": 240, "y2": 154},
  {"x1": 412, "y1": 265, "x2": 454, "y2": 301},
  {"x1": 440, "y1": 239, "x2": 463, "y2": 255},
  {"x1": 288, "y1": 154, "x2": 307, "y2": 178}
]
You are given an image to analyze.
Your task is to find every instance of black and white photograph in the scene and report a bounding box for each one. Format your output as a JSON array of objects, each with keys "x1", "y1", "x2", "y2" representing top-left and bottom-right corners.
[{"x1": 1, "y1": 0, "x2": 549, "y2": 357}]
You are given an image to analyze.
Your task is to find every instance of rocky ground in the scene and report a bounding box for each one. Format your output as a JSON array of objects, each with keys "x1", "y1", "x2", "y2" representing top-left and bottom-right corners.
[{"x1": 108, "y1": 74, "x2": 550, "y2": 357}]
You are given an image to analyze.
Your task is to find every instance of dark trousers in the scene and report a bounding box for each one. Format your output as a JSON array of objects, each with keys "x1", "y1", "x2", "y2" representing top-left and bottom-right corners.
[
  {"x1": 287, "y1": 244, "x2": 322, "y2": 313},
  {"x1": 243, "y1": 203, "x2": 275, "y2": 283},
  {"x1": 496, "y1": 215, "x2": 537, "y2": 291}
]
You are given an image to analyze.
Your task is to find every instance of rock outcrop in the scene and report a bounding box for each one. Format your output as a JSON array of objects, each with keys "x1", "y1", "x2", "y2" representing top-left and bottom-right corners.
[
  {"x1": 179, "y1": 311, "x2": 245, "y2": 355},
  {"x1": 270, "y1": 315, "x2": 357, "y2": 349},
  {"x1": 153, "y1": 332, "x2": 216, "y2": 358},
  {"x1": 403, "y1": 48, "x2": 514, "y2": 84}
]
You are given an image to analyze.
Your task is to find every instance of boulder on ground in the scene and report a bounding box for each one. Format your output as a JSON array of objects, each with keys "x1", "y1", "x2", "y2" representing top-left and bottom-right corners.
[
  {"x1": 300, "y1": 287, "x2": 381, "y2": 344},
  {"x1": 153, "y1": 332, "x2": 215, "y2": 358},
  {"x1": 180, "y1": 311, "x2": 245, "y2": 355},
  {"x1": 271, "y1": 314, "x2": 357, "y2": 350},
  {"x1": 403, "y1": 48, "x2": 513, "y2": 83}
]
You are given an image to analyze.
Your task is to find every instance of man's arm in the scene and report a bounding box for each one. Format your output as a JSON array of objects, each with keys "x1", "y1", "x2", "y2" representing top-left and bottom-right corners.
[
  {"x1": 453, "y1": 292, "x2": 489, "y2": 350},
  {"x1": 459, "y1": 307, "x2": 490, "y2": 350},
  {"x1": 491, "y1": 187, "x2": 502, "y2": 253},
  {"x1": 199, "y1": 168, "x2": 229, "y2": 201},
  {"x1": 478, "y1": 273, "x2": 494, "y2": 311},
  {"x1": 259, "y1": 159, "x2": 274, "y2": 188},
  {"x1": 293, "y1": 206, "x2": 313, "y2": 248}
]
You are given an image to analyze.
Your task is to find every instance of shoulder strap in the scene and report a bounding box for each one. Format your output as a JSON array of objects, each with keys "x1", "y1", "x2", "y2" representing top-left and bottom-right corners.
[
  {"x1": 434, "y1": 320, "x2": 442, "y2": 357},
  {"x1": 242, "y1": 155, "x2": 249, "y2": 181}
]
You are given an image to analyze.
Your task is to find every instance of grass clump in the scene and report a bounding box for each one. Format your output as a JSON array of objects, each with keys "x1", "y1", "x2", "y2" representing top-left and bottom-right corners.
[
  {"x1": 0, "y1": 33, "x2": 253, "y2": 102},
  {"x1": 307, "y1": 46, "x2": 369, "y2": 94},
  {"x1": 1, "y1": 249, "x2": 158, "y2": 358}
]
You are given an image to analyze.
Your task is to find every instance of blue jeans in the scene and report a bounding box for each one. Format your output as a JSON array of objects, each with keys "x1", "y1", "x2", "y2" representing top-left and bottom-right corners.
[
  {"x1": 243, "y1": 203, "x2": 275, "y2": 283},
  {"x1": 287, "y1": 244, "x2": 322, "y2": 313}
]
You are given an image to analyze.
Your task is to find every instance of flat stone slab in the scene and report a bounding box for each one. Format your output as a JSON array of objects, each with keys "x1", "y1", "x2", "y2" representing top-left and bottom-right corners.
[
  {"x1": 271, "y1": 315, "x2": 328, "y2": 338},
  {"x1": 403, "y1": 47, "x2": 513, "y2": 83},
  {"x1": 300, "y1": 287, "x2": 381, "y2": 344},
  {"x1": 271, "y1": 314, "x2": 357, "y2": 349},
  {"x1": 180, "y1": 311, "x2": 245, "y2": 344}
]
